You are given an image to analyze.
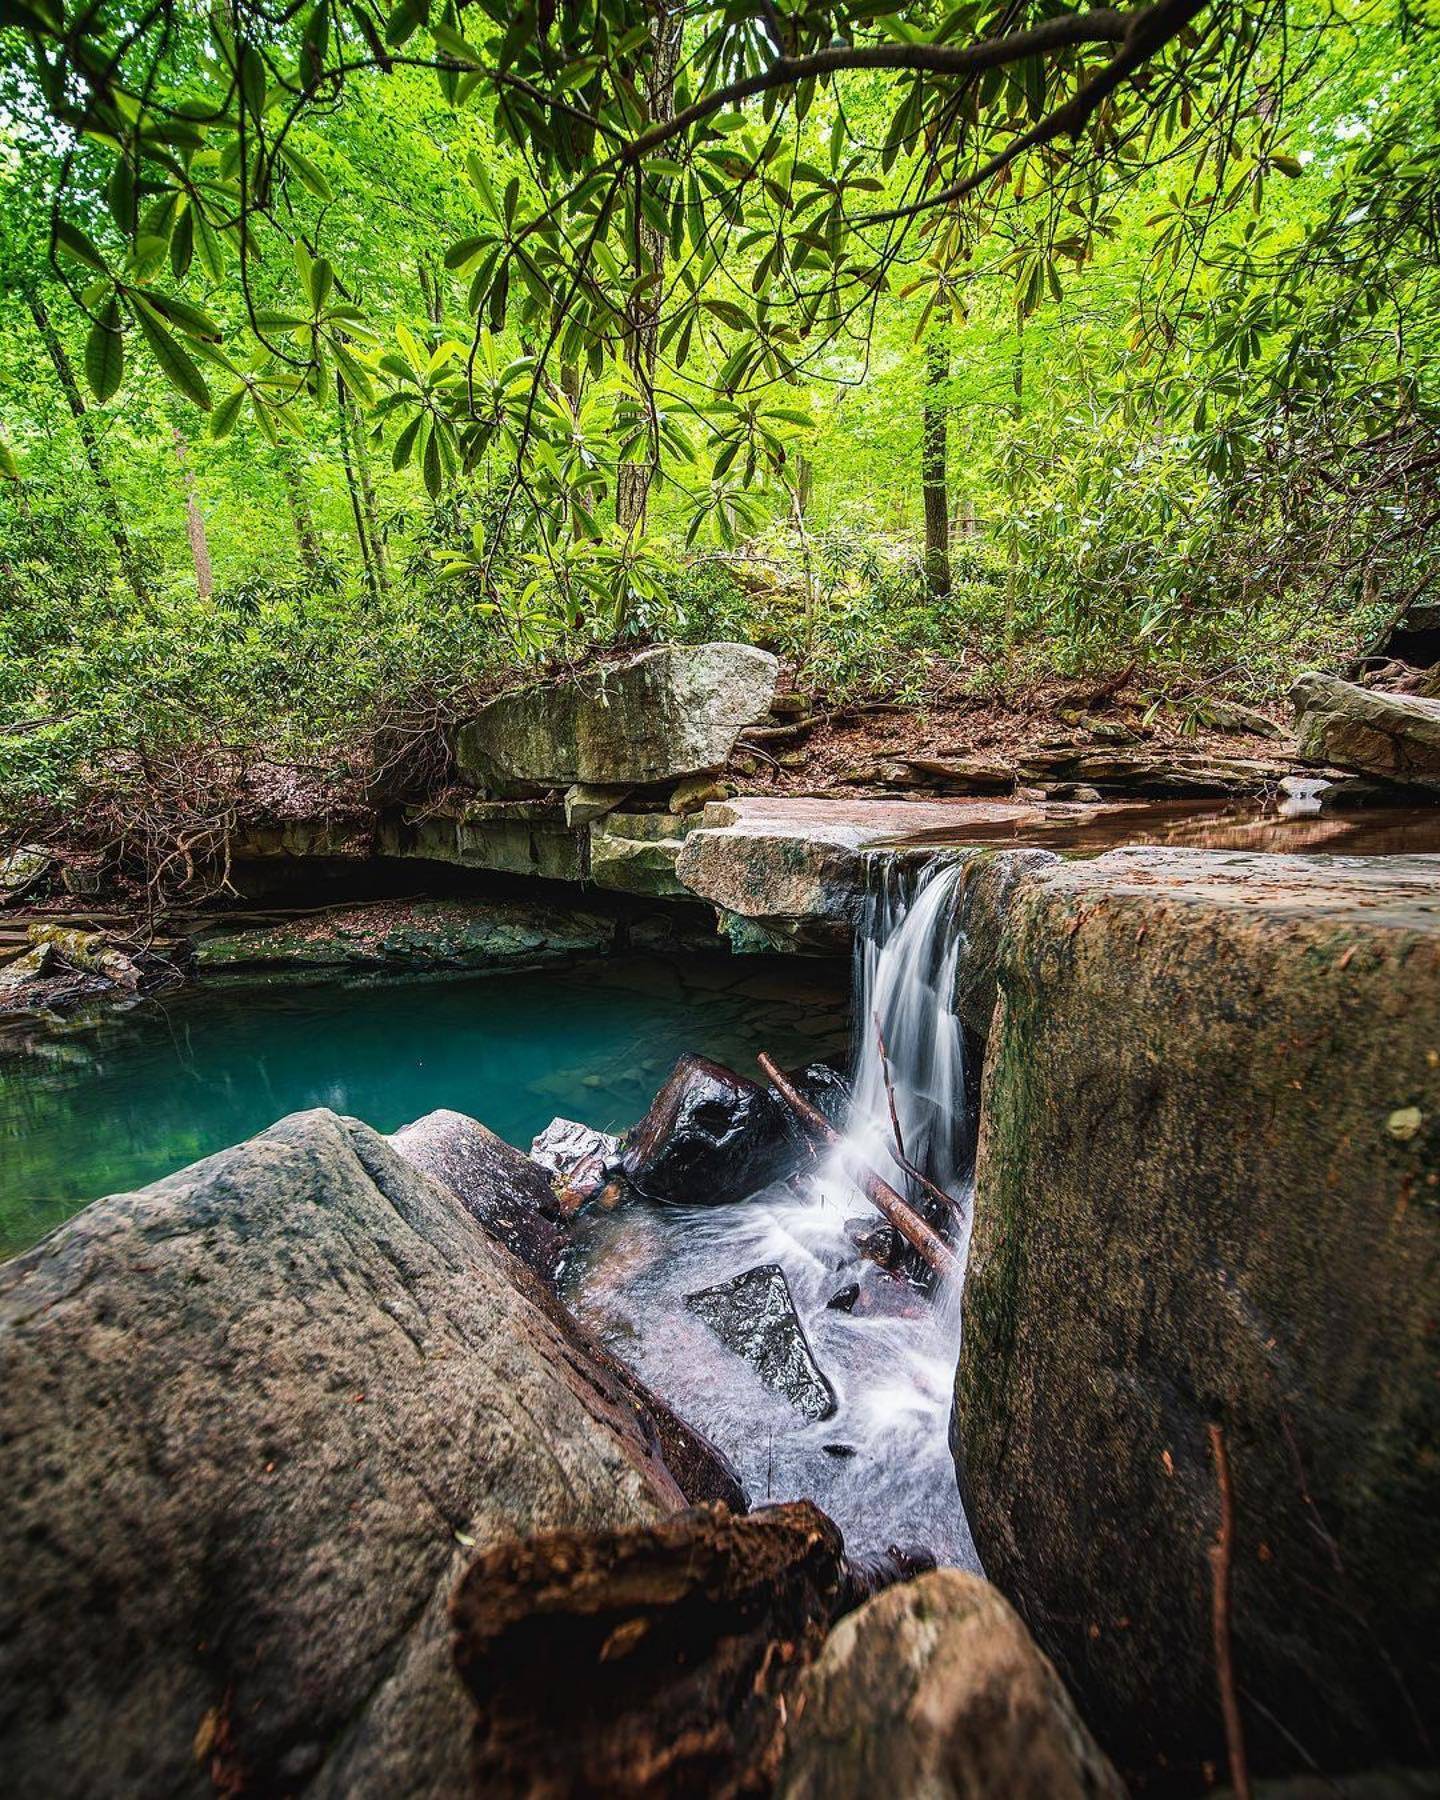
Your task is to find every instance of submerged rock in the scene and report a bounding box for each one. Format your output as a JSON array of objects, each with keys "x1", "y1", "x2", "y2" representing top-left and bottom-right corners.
[
  {"x1": 1292, "y1": 669, "x2": 1440, "y2": 787},
  {"x1": 778, "y1": 1568, "x2": 1124, "y2": 1799},
  {"x1": 0, "y1": 1108, "x2": 738, "y2": 1794},
  {"x1": 453, "y1": 642, "x2": 779, "y2": 789},
  {"x1": 390, "y1": 1107, "x2": 568, "y2": 1279},
  {"x1": 685, "y1": 1262, "x2": 837, "y2": 1421}
]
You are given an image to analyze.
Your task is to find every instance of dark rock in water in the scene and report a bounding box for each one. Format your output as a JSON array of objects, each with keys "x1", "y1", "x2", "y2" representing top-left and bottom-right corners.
[
  {"x1": 390, "y1": 1107, "x2": 568, "y2": 1280},
  {"x1": 621, "y1": 1054, "x2": 788, "y2": 1205},
  {"x1": 685, "y1": 1262, "x2": 837, "y2": 1421},
  {"x1": 622, "y1": 1054, "x2": 851, "y2": 1207},
  {"x1": 0, "y1": 1108, "x2": 738, "y2": 1796},
  {"x1": 777, "y1": 1568, "x2": 1124, "y2": 1799},
  {"x1": 821, "y1": 1442, "x2": 857, "y2": 1459},
  {"x1": 847, "y1": 1217, "x2": 904, "y2": 1272},
  {"x1": 826, "y1": 1283, "x2": 860, "y2": 1313}
]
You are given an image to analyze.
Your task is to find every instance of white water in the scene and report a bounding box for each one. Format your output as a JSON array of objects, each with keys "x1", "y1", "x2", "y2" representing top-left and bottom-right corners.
[{"x1": 568, "y1": 854, "x2": 979, "y2": 1567}]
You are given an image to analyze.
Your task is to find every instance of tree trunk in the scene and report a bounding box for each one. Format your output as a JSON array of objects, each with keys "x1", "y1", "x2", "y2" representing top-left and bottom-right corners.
[
  {"x1": 348, "y1": 400, "x2": 389, "y2": 596},
  {"x1": 25, "y1": 287, "x2": 149, "y2": 602},
  {"x1": 170, "y1": 425, "x2": 213, "y2": 599},
  {"x1": 922, "y1": 332, "x2": 952, "y2": 599},
  {"x1": 336, "y1": 386, "x2": 381, "y2": 602},
  {"x1": 615, "y1": 2, "x2": 682, "y2": 537},
  {"x1": 278, "y1": 457, "x2": 325, "y2": 580}
]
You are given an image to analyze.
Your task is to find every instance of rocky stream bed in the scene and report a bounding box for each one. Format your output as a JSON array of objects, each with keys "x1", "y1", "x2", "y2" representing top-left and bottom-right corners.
[{"x1": 3, "y1": 644, "x2": 1440, "y2": 1795}]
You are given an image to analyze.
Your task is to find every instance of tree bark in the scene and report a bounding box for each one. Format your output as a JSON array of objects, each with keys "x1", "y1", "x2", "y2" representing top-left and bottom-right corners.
[
  {"x1": 348, "y1": 398, "x2": 389, "y2": 596},
  {"x1": 615, "y1": 1, "x2": 682, "y2": 537},
  {"x1": 451, "y1": 1502, "x2": 851, "y2": 1796},
  {"x1": 336, "y1": 385, "x2": 381, "y2": 602},
  {"x1": 922, "y1": 332, "x2": 952, "y2": 598},
  {"x1": 170, "y1": 425, "x2": 213, "y2": 599},
  {"x1": 25, "y1": 287, "x2": 149, "y2": 603},
  {"x1": 278, "y1": 456, "x2": 325, "y2": 581}
]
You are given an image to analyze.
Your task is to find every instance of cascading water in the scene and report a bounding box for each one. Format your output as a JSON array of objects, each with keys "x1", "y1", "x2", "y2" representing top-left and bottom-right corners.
[{"x1": 566, "y1": 852, "x2": 979, "y2": 1566}]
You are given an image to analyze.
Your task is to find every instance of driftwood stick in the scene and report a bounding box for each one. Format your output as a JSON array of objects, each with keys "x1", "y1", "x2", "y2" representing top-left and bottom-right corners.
[
  {"x1": 758, "y1": 1054, "x2": 960, "y2": 1283},
  {"x1": 872, "y1": 1012, "x2": 960, "y2": 1220},
  {"x1": 1208, "y1": 1422, "x2": 1251, "y2": 1800}
]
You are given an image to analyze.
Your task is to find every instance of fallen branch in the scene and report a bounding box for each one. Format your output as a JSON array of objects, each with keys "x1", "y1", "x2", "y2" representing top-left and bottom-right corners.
[
  {"x1": 1208, "y1": 1422, "x2": 1251, "y2": 1800},
  {"x1": 758, "y1": 1053, "x2": 960, "y2": 1283}
]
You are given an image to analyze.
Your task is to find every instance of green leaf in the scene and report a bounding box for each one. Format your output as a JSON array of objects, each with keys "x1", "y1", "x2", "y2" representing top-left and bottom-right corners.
[
  {"x1": 210, "y1": 385, "x2": 247, "y2": 439},
  {"x1": 422, "y1": 421, "x2": 442, "y2": 497},
  {"x1": 54, "y1": 219, "x2": 109, "y2": 274},
  {"x1": 85, "y1": 298, "x2": 125, "y2": 402},
  {"x1": 280, "y1": 142, "x2": 334, "y2": 200},
  {"x1": 131, "y1": 296, "x2": 213, "y2": 409}
]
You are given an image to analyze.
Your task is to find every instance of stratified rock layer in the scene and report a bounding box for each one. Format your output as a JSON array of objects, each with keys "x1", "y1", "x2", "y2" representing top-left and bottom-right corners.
[
  {"x1": 453, "y1": 643, "x2": 779, "y2": 788},
  {"x1": 0, "y1": 1109, "x2": 730, "y2": 1796},
  {"x1": 955, "y1": 848, "x2": 1440, "y2": 1784},
  {"x1": 1293, "y1": 670, "x2": 1440, "y2": 787},
  {"x1": 778, "y1": 1568, "x2": 1125, "y2": 1799}
]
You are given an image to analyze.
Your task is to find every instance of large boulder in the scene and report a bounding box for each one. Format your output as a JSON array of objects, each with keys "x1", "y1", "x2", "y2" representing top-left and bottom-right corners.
[
  {"x1": 778, "y1": 1568, "x2": 1124, "y2": 1799},
  {"x1": 1292, "y1": 670, "x2": 1440, "y2": 787},
  {"x1": 452, "y1": 643, "x2": 779, "y2": 789},
  {"x1": 0, "y1": 1108, "x2": 738, "y2": 1796},
  {"x1": 955, "y1": 847, "x2": 1440, "y2": 1787}
]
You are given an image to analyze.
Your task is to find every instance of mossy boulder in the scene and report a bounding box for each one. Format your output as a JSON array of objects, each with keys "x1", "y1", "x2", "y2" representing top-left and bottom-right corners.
[
  {"x1": 1292, "y1": 671, "x2": 1440, "y2": 787},
  {"x1": 955, "y1": 847, "x2": 1440, "y2": 1786},
  {"x1": 453, "y1": 643, "x2": 779, "y2": 789}
]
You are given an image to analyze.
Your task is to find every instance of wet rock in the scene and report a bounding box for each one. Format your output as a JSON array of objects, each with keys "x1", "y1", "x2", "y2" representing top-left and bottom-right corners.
[
  {"x1": 778, "y1": 1568, "x2": 1124, "y2": 1800},
  {"x1": 29, "y1": 921, "x2": 140, "y2": 985},
  {"x1": 621, "y1": 1055, "x2": 845, "y2": 1206},
  {"x1": 453, "y1": 642, "x2": 779, "y2": 789},
  {"x1": 956, "y1": 845, "x2": 1440, "y2": 1782},
  {"x1": 390, "y1": 1108, "x2": 568, "y2": 1280},
  {"x1": 685, "y1": 1262, "x2": 837, "y2": 1421},
  {"x1": 0, "y1": 1108, "x2": 732, "y2": 1796},
  {"x1": 620, "y1": 1054, "x2": 787, "y2": 1205},
  {"x1": 1293, "y1": 669, "x2": 1440, "y2": 788},
  {"x1": 530, "y1": 1117, "x2": 622, "y2": 1214},
  {"x1": 825, "y1": 1282, "x2": 860, "y2": 1313}
]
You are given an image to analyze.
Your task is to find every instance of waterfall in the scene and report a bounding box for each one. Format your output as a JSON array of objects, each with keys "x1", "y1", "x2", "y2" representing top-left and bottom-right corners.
[
  {"x1": 568, "y1": 849, "x2": 979, "y2": 1566},
  {"x1": 845, "y1": 854, "x2": 971, "y2": 1226}
]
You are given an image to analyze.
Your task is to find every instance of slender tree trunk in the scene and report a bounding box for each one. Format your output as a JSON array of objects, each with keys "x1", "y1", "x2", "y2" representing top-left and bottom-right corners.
[
  {"x1": 349, "y1": 399, "x2": 389, "y2": 596},
  {"x1": 170, "y1": 424, "x2": 214, "y2": 599},
  {"x1": 279, "y1": 457, "x2": 325, "y2": 580},
  {"x1": 336, "y1": 385, "x2": 381, "y2": 602},
  {"x1": 616, "y1": 1, "x2": 681, "y2": 536},
  {"x1": 25, "y1": 286, "x2": 149, "y2": 602},
  {"x1": 922, "y1": 332, "x2": 952, "y2": 599}
]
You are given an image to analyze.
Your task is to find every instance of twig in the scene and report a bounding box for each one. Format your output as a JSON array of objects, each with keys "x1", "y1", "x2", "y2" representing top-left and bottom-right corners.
[
  {"x1": 1208, "y1": 1422, "x2": 1251, "y2": 1800},
  {"x1": 758, "y1": 1052, "x2": 960, "y2": 1283}
]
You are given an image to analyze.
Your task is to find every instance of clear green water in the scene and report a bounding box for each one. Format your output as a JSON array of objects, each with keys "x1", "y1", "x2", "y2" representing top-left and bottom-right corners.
[{"x1": 0, "y1": 954, "x2": 848, "y2": 1260}]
